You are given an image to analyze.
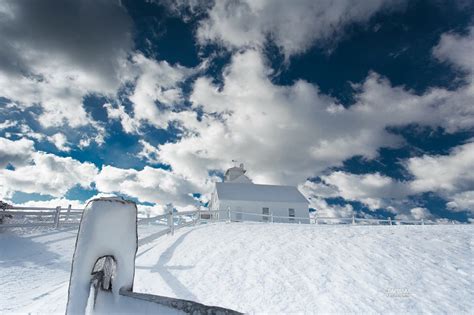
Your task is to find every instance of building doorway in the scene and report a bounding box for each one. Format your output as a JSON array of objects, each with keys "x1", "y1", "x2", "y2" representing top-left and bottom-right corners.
[{"x1": 289, "y1": 208, "x2": 295, "y2": 222}]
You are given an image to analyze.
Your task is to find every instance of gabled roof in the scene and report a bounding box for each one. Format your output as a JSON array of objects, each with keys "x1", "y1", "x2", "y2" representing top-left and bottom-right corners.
[{"x1": 216, "y1": 182, "x2": 309, "y2": 204}]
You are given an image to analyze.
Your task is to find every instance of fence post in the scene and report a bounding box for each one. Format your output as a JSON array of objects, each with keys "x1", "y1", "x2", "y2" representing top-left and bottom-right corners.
[
  {"x1": 352, "y1": 215, "x2": 355, "y2": 225},
  {"x1": 65, "y1": 204, "x2": 71, "y2": 222},
  {"x1": 171, "y1": 211, "x2": 175, "y2": 235},
  {"x1": 421, "y1": 218, "x2": 424, "y2": 226},
  {"x1": 271, "y1": 213, "x2": 274, "y2": 223},
  {"x1": 227, "y1": 207, "x2": 231, "y2": 223},
  {"x1": 388, "y1": 217, "x2": 392, "y2": 226},
  {"x1": 54, "y1": 206, "x2": 61, "y2": 228},
  {"x1": 315, "y1": 217, "x2": 318, "y2": 225},
  {"x1": 168, "y1": 210, "x2": 174, "y2": 235}
]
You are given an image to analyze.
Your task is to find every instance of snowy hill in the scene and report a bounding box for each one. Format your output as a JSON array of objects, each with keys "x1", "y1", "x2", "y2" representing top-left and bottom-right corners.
[{"x1": 0, "y1": 223, "x2": 473, "y2": 314}]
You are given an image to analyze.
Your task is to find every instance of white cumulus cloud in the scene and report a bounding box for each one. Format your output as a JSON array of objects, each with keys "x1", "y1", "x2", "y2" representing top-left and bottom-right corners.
[
  {"x1": 407, "y1": 141, "x2": 474, "y2": 193},
  {"x1": 95, "y1": 165, "x2": 207, "y2": 206},
  {"x1": 0, "y1": 137, "x2": 34, "y2": 168},
  {"x1": 1, "y1": 151, "x2": 98, "y2": 199},
  {"x1": 170, "y1": 0, "x2": 405, "y2": 58},
  {"x1": 321, "y1": 171, "x2": 410, "y2": 210},
  {"x1": 154, "y1": 46, "x2": 474, "y2": 190}
]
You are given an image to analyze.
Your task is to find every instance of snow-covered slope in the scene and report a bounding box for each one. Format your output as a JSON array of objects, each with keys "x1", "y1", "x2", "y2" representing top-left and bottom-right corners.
[
  {"x1": 1, "y1": 223, "x2": 473, "y2": 314},
  {"x1": 133, "y1": 223, "x2": 473, "y2": 314}
]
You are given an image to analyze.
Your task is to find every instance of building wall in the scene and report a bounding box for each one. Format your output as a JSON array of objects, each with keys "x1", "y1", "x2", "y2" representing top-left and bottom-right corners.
[{"x1": 215, "y1": 199, "x2": 309, "y2": 224}]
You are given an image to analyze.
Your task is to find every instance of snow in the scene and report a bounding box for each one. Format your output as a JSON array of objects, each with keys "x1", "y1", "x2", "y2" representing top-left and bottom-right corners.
[
  {"x1": 0, "y1": 224, "x2": 167, "y2": 314},
  {"x1": 92, "y1": 290, "x2": 186, "y2": 314},
  {"x1": 133, "y1": 223, "x2": 474, "y2": 314},
  {"x1": 0, "y1": 227, "x2": 77, "y2": 314},
  {"x1": 1, "y1": 222, "x2": 473, "y2": 314},
  {"x1": 216, "y1": 182, "x2": 308, "y2": 203}
]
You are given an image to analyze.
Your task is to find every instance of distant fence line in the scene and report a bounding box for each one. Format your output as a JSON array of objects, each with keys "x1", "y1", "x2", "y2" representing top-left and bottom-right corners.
[
  {"x1": 0, "y1": 205, "x2": 83, "y2": 228},
  {"x1": 0, "y1": 206, "x2": 455, "y2": 230},
  {"x1": 137, "y1": 209, "x2": 447, "y2": 237}
]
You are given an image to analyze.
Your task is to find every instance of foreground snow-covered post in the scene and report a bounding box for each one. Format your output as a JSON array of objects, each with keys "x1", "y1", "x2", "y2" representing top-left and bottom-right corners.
[
  {"x1": 66, "y1": 197, "x2": 137, "y2": 315},
  {"x1": 352, "y1": 215, "x2": 355, "y2": 225}
]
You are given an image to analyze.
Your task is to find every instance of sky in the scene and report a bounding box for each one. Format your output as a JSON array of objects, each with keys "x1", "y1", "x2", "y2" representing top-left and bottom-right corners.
[{"x1": 0, "y1": 0, "x2": 473, "y2": 221}]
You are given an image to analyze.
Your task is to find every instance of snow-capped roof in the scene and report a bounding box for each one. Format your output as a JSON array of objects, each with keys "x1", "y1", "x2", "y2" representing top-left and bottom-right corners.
[{"x1": 216, "y1": 182, "x2": 309, "y2": 203}]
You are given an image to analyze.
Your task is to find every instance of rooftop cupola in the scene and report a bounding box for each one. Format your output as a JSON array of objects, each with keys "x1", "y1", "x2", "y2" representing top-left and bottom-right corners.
[{"x1": 224, "y1": 163, "x2": 252, "y2": 183}]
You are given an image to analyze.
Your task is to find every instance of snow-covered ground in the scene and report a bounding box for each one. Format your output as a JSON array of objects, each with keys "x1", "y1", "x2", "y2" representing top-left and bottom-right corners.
[
  {"x1": 0, "y1": 224, "x2": 167, "y2": 314},
  {"x1": 0, "y1": 223, "x2": 472, "y2": 314}
]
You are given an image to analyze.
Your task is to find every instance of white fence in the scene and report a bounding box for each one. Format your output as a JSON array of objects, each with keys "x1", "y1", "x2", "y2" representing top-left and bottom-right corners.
[
  {"x1": 136, "y1": 208, "x2": 439, "y2": 236},
  {"x1": 0, "y1": 205, "x2": 83, "y2": 228},
  {"x1": 1, "y1": 206, "x2": 443, "y2": 230}
]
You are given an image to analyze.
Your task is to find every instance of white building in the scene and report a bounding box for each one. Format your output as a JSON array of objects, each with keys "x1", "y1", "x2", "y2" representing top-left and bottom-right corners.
[{"x1": 209, "y1": 164, "x2": 310, "y2": 223}]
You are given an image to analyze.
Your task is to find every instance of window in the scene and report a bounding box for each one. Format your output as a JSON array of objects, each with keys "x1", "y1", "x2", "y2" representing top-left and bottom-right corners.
[
  {"x1": 289, "y1": 208, "x2": 295, "y2": 222},
  {"x1": 262, "y1": 207, "x2": 270, "y2": 222}
]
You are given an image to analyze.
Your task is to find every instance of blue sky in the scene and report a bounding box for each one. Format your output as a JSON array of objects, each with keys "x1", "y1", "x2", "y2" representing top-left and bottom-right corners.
[{"x1": 0, "y1": 0, "x2": 473, "y2": 221}]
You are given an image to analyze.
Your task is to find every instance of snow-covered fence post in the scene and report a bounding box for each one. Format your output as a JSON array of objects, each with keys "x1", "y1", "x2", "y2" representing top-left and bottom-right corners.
[
  {"x1": 65, "y1": 204, "x2": 72, "y2": 222},
  {"x1": 54, "y1": 206, "x2": 61, "y2": 228},
  {"x1": 196, "y1": 208, "x2": 201, "y2": 225},
  {"x1": 388, "y1": 217, "x2": 392, "y2": 226},
  {"x1": 352, "y1": 215, "x2": 355, "y2": 225},
  {"x1": 421, "y1": 218, "x2": 424, "y2": 226},
  {"x1": 0, "y1": 201, "x2": 12, "y2": 224},
  {"x1": 170, "y1": 210, "x2": 175, "y2": 235},
  {"x1": 66, "y1": 197, "x2": 138, "y2": 315},
  {"x1": 227, "y1": 207, "x2": 231, "y2": 223},
  {"x1": 271, "y1": 213, "x2": 274, "y2": 223},
  {"x1": 167, "y1": 210, "x2": 174, "y2": 236}
]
